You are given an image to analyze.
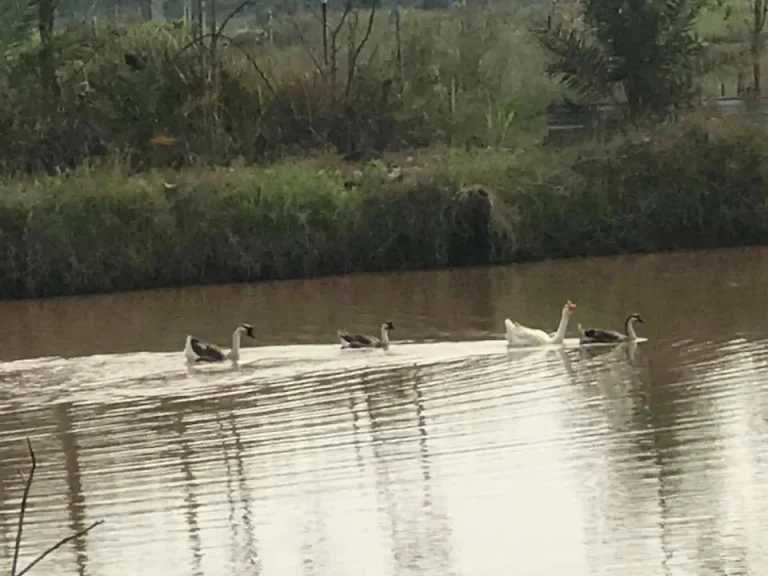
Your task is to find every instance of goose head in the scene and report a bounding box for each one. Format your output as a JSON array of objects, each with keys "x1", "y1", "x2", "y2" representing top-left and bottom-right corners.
[
  {"x1": 382, "y1": 321, "x2": 396, "y2": 332},
  {"x1": 239, "y1": 323, "x2": 256, "y2": 338},
  {"x1": 563, "y1": 300, "x2": 576, "y2": 315},
  {"x1": 627, "y1": 313, "x2": 644, "y2": 325}
]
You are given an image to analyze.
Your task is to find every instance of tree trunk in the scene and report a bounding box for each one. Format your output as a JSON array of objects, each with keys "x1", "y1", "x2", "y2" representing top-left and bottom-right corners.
[
  {"x1": 37, "y1": 0, "x2": 59, "y2": 114},
  {"x1": 753, "y1": 0, "x2": 765, "y2": 99},
  {"x1": 752, "y1": 47, "x2": 761, "y2": 98}
]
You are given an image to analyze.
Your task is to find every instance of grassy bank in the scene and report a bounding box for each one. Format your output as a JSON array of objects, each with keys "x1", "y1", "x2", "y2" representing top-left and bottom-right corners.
[{"x1": 1, "y1": 114, "x2": 768, "y2": 300}]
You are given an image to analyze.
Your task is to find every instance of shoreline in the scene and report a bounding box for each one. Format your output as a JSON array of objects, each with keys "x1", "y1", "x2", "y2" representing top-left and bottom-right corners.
[{"x1": 1, "y1": 243, "x2": 760, "y2": 304}]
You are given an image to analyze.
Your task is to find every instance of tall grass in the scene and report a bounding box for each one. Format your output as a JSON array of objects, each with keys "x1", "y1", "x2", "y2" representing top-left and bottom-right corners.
[{"x1": 2, "y1": 114, "x2": 768, "y2": 300}]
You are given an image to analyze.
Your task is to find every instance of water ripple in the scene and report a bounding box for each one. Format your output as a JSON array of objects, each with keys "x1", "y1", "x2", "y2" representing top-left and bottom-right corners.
[{"x1": 0, "y1": 332, "x2": 767, "y2": 576}]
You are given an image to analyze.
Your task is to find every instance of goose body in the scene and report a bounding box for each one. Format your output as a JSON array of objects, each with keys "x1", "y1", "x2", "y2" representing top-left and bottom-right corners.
[
  {"x1": 184, "y1": 323, "x2": 256, "y2": 363},
  {"x1": 505, "y1": 300, "x2": 576, "y2": 347},
  {"x1": 578, "y1": 314, "x2": 644, "y2": 345},
  {"x1": 338, "y1": 322, "x2": 395, "y2": 350}
]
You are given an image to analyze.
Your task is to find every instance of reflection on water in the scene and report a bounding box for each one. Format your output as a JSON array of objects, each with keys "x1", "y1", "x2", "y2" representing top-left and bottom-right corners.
[{"x1": 1, "y1": 247, "x2": 768, "y2": 576}]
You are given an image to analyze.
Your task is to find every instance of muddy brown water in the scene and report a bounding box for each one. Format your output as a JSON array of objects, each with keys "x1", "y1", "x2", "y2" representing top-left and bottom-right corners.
[{"x1": 1, "y1": 247, "x2": 768, "y2": 576}]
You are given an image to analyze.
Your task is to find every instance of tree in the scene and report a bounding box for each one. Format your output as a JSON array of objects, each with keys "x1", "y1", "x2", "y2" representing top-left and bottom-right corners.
[{"x1": 535, "y1": 0, "x2": 706, "y2": 117}]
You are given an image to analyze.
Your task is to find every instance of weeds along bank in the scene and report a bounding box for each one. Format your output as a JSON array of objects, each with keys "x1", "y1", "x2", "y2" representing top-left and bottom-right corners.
[{"x1": 1, "y1": 116, "x2": 767, "y2": 300}]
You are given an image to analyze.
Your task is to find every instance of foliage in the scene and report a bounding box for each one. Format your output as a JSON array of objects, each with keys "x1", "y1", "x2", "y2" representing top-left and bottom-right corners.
[
  {"x1": 2, "y1": 114, "x2": 768, "y2": 299},
  {"x1": 0, "y1": 6, "x2": 561, "y2": 175},
  {"x1": 534, "y1": 0, "x2": 706, "y2": 116}
]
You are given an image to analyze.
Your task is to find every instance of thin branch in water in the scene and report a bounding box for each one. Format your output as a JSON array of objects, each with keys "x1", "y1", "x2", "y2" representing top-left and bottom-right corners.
[
  {"x1": 10, "y1": 437, "x2": 105, "y2": 576},
  {"x1": 16, "y1": 520, "x2": 105, "y2": 576},
  {"x1": 11, "y1": 437, "x2": 35, "y2": 576}
]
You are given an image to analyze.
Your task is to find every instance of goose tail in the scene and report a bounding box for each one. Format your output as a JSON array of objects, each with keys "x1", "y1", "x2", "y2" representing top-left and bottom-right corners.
[
  {"x1": 504, "y1": 319, "x2": 517, "y2": 345},
  {"x1": 337, "y1": 330, "x2": 352, "y2": 348}
]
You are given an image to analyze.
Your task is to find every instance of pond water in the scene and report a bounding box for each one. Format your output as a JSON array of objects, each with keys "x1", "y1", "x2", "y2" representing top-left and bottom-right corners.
[{"x1": 1, "y1": 247, "x2": 768, "y2": 576}]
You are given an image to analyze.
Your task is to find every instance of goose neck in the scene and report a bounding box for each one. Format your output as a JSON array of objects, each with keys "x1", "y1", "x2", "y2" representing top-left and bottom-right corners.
[
  {"x1": 626, "y1": 319, "x2": 638, "y2": 341},
  {"x1": 551, "y1": 309, "x2": 570, "y2": 341},
  {"x1": 229, "y1": 327, "x2": 243, "y2": 361}
]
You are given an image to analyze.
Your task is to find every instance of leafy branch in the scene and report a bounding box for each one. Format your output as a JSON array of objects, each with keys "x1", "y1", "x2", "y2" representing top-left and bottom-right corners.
[{"x1": 533, "y1": 23, "x2": 616, "y2": 100}]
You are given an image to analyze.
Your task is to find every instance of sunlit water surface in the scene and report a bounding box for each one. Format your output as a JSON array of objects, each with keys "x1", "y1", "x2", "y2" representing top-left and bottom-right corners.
[{"x1": 1, "y1": 247, "x2": 768, "y2": 576}]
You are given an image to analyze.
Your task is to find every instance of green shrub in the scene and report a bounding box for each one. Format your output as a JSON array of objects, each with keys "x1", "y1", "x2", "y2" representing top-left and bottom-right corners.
[{"x1": 2, "y1": 114, "x2": 768, "y2": 300}]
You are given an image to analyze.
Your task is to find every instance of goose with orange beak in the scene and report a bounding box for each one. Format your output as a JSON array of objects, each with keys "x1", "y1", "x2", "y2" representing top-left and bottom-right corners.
[{"x1": 505, "y1": 300, "x2": 577, "y2": 347}]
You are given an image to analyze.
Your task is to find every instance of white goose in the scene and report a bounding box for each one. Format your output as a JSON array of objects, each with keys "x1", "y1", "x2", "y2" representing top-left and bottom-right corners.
[
  {"x1": 184, "y1": 323, "x2": 256, "y2": 363},
  {"x1": 505, "y1": 300, "x2": 576, "y2": 347}
]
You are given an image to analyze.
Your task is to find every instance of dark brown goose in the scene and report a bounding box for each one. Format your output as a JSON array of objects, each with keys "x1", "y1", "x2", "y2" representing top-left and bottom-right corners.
[
  {"x1": 184, "y1": 323, "x2": 256, "y2": 363},
  {"x1": 578, "y1": 314, "x2": 645, "y2": 345},
  {"x1": 338, "y1": 322, "x2": 395, "y2": 350}
]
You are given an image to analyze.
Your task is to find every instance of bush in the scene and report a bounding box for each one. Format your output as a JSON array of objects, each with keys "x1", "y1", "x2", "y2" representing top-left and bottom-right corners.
[
  {"x1": 0, "y1": 156, "x2": 518, "y2": 298},
  {"x1": 2, "y1": 114, "x2": 768, "y2": 300}
]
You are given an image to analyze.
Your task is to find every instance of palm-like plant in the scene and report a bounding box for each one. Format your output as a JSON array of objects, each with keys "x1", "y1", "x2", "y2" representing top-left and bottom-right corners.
[{"x1": 534, "y1": 0, "x2": 705, "y2": 117}]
